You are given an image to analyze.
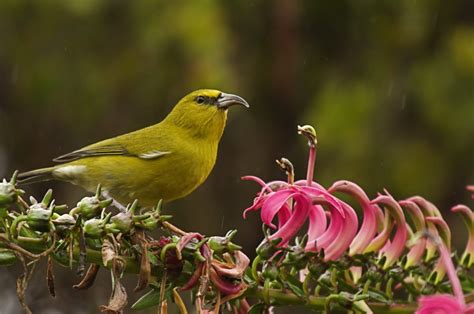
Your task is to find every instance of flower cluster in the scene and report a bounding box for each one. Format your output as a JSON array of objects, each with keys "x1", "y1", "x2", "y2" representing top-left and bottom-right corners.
[
  {"x1": 0, "y1": 125, "x2": 473, "y2": 313},
  {"x1": 244, "y1": 125, "x2": 473, "y2": 313}
]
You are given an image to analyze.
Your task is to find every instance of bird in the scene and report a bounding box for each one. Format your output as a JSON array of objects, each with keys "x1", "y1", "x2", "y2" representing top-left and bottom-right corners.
[{"x1": 18, "y1": 89, "x2": 249, "y2": 208}]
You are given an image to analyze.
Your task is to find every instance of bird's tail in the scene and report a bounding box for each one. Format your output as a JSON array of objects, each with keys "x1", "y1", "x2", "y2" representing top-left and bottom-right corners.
[{"x1": 17, "y1": 167, "x2": 55, "y2": 185}]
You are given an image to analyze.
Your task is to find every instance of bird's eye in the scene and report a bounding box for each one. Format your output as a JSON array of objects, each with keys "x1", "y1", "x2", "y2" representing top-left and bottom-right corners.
[{"x1": 196, "y1": 96, "x2": 206, "y2": 104}]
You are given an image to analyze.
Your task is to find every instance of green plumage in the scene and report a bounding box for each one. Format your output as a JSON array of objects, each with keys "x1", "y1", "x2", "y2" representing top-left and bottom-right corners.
[{"x1": 18, "y1": 89, "x2": 249, "y2": 207}]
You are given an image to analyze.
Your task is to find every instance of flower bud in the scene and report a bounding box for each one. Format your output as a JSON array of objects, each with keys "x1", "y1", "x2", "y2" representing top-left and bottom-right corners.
[
  {"x1": 26, "y1": 203, "x2": 53, "y2": 232},
  {"x1": 256, "y1": 238, "x2": 282, "y2": 259},
  {"x1": 83, "y1": 213, "x2": 111, "y2": 238},
  {"x1": 0, "y1": 172, "x2": 23, "y2": 207},
  {"x1": 71, "y1": 196, "x2": 111, "y2": 219},
  {"x1": 106, "y1": 212, "x2": 133, "y2": 234},
  {"x1": 52, "y1": 214, "x2": 76, "y2": 234},
  {"x1": 262, "y1": 264, "x2": 279, "y2": 280},
  {"x1": 0, "y1": 179, "x2": 18, "y2": 206},
  {"x1": 70, "y1": 185, "x2": 112, "y2": 219},
  {"x1": 208, "y1": 230, "x2": 242, "y2": 253}
]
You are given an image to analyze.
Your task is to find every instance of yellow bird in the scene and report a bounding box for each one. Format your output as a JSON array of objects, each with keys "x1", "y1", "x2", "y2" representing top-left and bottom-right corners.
[{"x1": 18, "y1": 89, "x2": 249, "y2": 207}]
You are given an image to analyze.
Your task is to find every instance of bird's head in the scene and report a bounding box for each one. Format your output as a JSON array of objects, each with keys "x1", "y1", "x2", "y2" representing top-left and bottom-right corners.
[{"x1": 165, "y1": 89, "x2": 249, "y2": 140}]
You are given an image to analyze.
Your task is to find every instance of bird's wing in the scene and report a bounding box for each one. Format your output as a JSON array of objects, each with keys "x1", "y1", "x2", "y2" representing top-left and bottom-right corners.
[
  {"x1": 53, "y1": 141, "x2": 171, "y2": 162},
  {"x1": 53, "y1": 124, "x2": 172, "y2": 163},
  {"x1": 53, "y1": 144, "x2": 132, "y2": 162}
]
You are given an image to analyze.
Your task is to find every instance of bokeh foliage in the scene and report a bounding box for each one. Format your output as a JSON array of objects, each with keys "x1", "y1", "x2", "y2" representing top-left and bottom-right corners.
[{"x1": 0, "y1": 1, "x2": 473, "y2": 313}]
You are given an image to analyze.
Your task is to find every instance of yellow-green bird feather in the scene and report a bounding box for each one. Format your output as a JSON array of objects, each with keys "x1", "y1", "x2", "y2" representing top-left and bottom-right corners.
[{"x1": 18, "y1": 89, "x2": 249, "y2": 207}]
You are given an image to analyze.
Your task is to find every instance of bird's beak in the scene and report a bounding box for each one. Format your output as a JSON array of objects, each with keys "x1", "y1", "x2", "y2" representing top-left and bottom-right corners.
[{"x1": 217, "y1": 93, "x2": 250, "y2": 110}]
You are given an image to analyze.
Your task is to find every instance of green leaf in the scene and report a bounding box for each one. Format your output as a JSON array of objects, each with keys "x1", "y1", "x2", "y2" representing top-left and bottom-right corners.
[
  {"x1": 131, "y1": 288, "x2": 161, "y2": 310},
  {"x1": 280, "y1": 270, "x2": 305, "y2": 298},
  {"x1": 148, "y1": 250, "x2": 159, "y2": 266},
  {"x1": 367, "y1": 289, "x2": 390, "y2": 304},
  {"x1": 248, "y1": 303, "x2": 266, "y2": 314}
]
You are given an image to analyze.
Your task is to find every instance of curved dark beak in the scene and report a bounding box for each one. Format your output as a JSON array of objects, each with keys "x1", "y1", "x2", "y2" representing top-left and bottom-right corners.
[{"x1": 217, "y1": 93, "x2": 250, "y2": 110}]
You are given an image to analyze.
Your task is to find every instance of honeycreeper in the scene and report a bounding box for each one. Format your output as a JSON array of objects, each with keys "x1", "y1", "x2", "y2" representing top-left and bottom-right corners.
[{"x1": 18, "y1": 89, "x2": 249, "y2": 207}]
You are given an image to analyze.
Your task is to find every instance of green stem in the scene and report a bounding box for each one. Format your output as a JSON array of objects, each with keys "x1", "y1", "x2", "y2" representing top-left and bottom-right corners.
[{"x1": 246, "y1": 287, "x2": 418, "y2": 313}]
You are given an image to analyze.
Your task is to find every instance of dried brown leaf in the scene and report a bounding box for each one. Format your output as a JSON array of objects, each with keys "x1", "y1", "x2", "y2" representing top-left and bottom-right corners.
[
  {"x1": 134, "y1": 243, "x2": 150, "y2": 292},
  {"x1": 101, "y1": 239, "x2": 116, "y2": 267},
  {"x1": 100, "y1": 260, "x2": 128, "y2": 314},
  {"x1": 46, "y1": 256, "x2": 55, "y2": 297},
  {"x1": 73, "y1": 264, "x2": 100, "y2": 290},
  {"x1": 77, "y1": 229, "x2": 87, "y2": 276}
]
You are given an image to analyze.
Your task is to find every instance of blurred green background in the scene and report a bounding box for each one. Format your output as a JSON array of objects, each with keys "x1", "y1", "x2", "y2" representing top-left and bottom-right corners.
[{"x1": 0, "y1": 1, "x2": 473, "y2": 313}]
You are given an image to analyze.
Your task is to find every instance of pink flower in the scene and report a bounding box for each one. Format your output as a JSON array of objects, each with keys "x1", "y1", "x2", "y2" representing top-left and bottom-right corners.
[
  {"x1": 251, "y1": 186, "x2": 312, "y2": 245},
  {"x1": 328, "y1": 180, "x2": 381, "y2": 255},
  {"x1": 243, "y1": 182, "x2": 351, "y2": 248},
  {"x1": 451, "y1": 204, "x2": 473, "y2": 268},
  {"x1": 243, "y1": 125, "x2": 359, "y2": 256}
]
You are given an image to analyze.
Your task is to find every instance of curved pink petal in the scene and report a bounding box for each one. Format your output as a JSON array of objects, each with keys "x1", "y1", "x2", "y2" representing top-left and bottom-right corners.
[
  {"x1": 242, "y1": 179, "x2": 290, "y2": 219},
  {"x1": 209, "y1": 268, "x2": 246, "y2": 295},
  {"x1": 426, "y1": 217, "x2": 452, "y2": 250},
  {"x1": 451, "y1": 204, "x2": 474, "y2": 268},
  {"x1": 269, "y1": 193, "x2": 311, "y2": 245},
  {"x1": 408, "y1": 196, "x2": 444, "y2": 261},
  {"x1": 306, "y1": 197, "x2": 343, "y2": 252},
  {"x1": 399, "y1": 200, "x2": 426, "y2": 268},
  {"x1": 364, "y1": 213, "x2": 393, "y2": 254},
  {"x1": 261, "y1": 189, "x2": 296, "y2": 229},
  {"x1": 278, "y1": 203, "x2": 292, "y2": 229},
  {"x1": 212, "y1": 251, "x2": 250, "y2": 279},
  {"x1": 294, "y1": 179, "x2": 325, "y2": 189},
  {"x1": 371, "y1": 194, "x2": 408, "y2": 269},
  {"x1": 241, "y1": 176, "x2": 271, "y2": 190},
  {"x1": 243, "y1": 196, "x2": 265, "y2": 219},
  {"x1": 305, "y1": 196, "x2": 357, "y2": 261},
  {"x1": 323, "y1": 200, "x2": 358, "y2": 260},
  {"x1": 298, "y1": 185, "x2": 346, "y2": 218},
  {"x1": 400, "y1": 200, "x2": 426, "y2": 231},
  {"x1": 181, "y1": 262, "x2": 204, "y2": 291},
  {"x1": 426, "y1": 216, "x2": 452, "y2": 284},
  {"x1": 408, "y1": 196, "x2": 442, "y2": 218},
  {"x1": 305, "y1": 204, "x2": 327, "y2": 250},
  {"x1": 262, "y1": 180, "x2": 291, "y2": 192},
  {"x1": 178, "y1": 233, "x2": 203, "y2": 252},
  {"x1": 242, "y1": 176, "x2": 289, "y2": 192},
  {"x1": 328, "y1": 180, "x2": 378, "y2": 255}
]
